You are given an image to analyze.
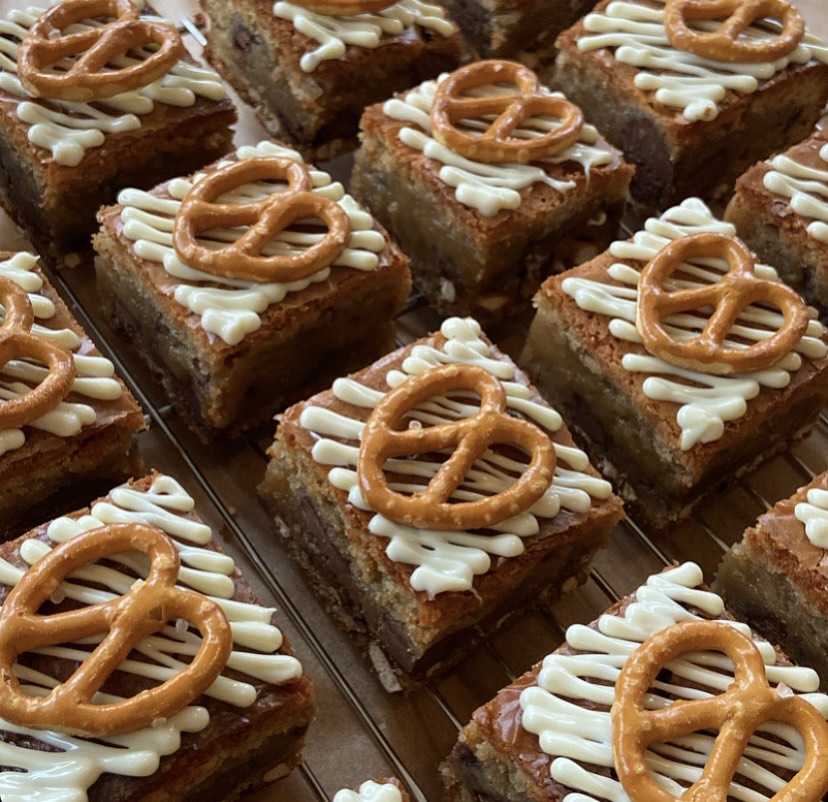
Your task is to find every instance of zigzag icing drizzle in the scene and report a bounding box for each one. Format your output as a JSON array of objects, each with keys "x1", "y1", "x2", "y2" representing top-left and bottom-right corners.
[
  {"x1": 0, "y1": 474, "x2": 303, "y2": 801},
  {"x1": 383, "y1": 76, "x2": 615, "y2": 216},
  {"x1": 562, "y1": 198, "x2": 827, "y2": 450},
  {"x1": 576, "y1": 0, "x2": 828, "y2": 122},
  {"x1": 117, "y1": 140, "x2": 385, "y2": 346},
  {"x1": 274, "y1": 0, "x2": 455, "y2": 72},
  {"x1": 0, "y1": 4, "x2": 226, "y2": 167},
  {"x1": 299, "y1": 317, "x2": 613, "y2": 596},
  {"x1": 763, "y1": 141, "x2": 828, "y2": 245},
  {"x1": 795, "y1": 481, "x2": 828, "y2": 549},
  {"x1": 0, "y1": 252, "x2": 124, "y2": 457},
  {"x1": 520, "y1": 562, "x2": 828, "y2": 802}
]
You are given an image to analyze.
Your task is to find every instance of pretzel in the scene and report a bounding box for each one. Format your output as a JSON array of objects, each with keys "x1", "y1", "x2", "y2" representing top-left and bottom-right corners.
[
  {"x1": 0, "y1": 523, "x2": 232, "y2": 737},
  {"x1": 173, "y1": 156, "x2": 351, "y2": 283},
  {"x1": 664, "y1": 0, "x2": 804, "y2": 64},
  {"x1": 17, "y1": 0, "x2": 185, "y2": 102},
  {"x1": 357, "y1": 363, "x2": 556, "y2": 531},
  {"x1": 290, "y1": 0, "x2": 398, "y2": 15},
  {"x1": 430, "y1": 60, "x2": 584, "y2": 164},
  {"x1": 635, "y1": 232, "x2": 809, "y2": 375},
  {"x1": 0, "y1": 275, "x2": 76, "y2": 430},
  {"x1": 612, "y1": 620, "x2": 828, "y2": 802}
]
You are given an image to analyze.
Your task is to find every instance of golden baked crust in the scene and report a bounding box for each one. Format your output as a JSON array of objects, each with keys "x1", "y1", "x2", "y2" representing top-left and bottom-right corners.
[
  {"x1": 0, "y1": 253, "x2": 145, "y2": 539},
  {"x1": 351, "y1": 97, "x2": 633, "y2": 322},
  {"x1": 261, "y1": 327, "x2": 623, "y2": 683},
  {"x1": 521, "y1": 227, "x2": 828, "y2": 526},
  {"x1": 0, "y1": 473, "x2": 316, "y2": 802},
  {"x1": 553, "y1": 0, "x2": 828, "y2": 209},
  {"x1": 94, "y1": 153, "x2": 411, "y2": 438}
]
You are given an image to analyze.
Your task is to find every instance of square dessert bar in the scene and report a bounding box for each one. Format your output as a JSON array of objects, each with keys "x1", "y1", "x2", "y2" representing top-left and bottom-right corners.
[
  {"x1": 94, "y1": 139, "x2": 411, "y2": 440},
  {"x1": 199, "y1": 0, "x2": 462, "y2": 159},
  {"x1": 438, "y1": 0, "x2": 597, "y2": 59},
  {"x1": 553, "y1": 0, "x2": 828, "y2": 211},
  {"x1": 520, "y1": 198, "x2": 828, "y2": 528},
  {"x1": 0, "y1": 1, "x2": 236, "y2": 262},
  {"x1": 0, "y1": 250, "x2": 144, "y2": 539},
  {"x1": 726, "y1": 125, "x2": 828, "y2": 320},
  {"x1": 259, "y1": 316, "x2": 623, "y2": 687},
  {"x1": 0, "y1": 472, "x2": 315, "y2": 801},
  {"x1": 350, "y1": 60, "x2": 633, "y2": 323},
  {"x1": 715, "y1": 470, "x2": 828, "y2": 693},
  {"x1": 442, "y1": 562, "x2": 828, "y2": 802}
]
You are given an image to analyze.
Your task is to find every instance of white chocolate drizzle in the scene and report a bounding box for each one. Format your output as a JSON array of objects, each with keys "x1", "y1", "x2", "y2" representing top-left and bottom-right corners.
[
  {"x1": 519, "y1": 562, "x2": 828, "y2": 802},
  {"x1": 333, "y1": 780, "x2": 403, "y2": 802},
  {"x1": 561, "y1": 198, "x2": 827, "y2": 450},
  {"x1": 383, "y1": 75, "x2": 615, "y2": 216},
  {"x1": 763, "y1": 141, "x2": 828, "y2": 245},
  {"x1": 273, "y1": 0, "x2": 455, "y2": 73},
  {"x1": 116, "y1": 139, "x2": 385, "y2": 346},
  {"x1": 299, "y1": 317, "x2": 613, "y2": 596},
  {"x1": 794, "y1": 483, "x2": 828, "y2": 549},
  {"x1": 0, "y1": 6, "x2": 226, "y2": 167},
  {"x1": 576, "y1": 0, "x2": 828, "y2": 122},
  {"x1": 0, "y1": 252, "x2": 124, "y2": 457},
  {"x1": 0, "y1": 473, "x2": 303, "y2": 800}
]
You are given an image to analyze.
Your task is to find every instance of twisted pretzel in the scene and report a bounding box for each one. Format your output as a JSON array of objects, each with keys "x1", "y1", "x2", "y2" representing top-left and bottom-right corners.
[
  {"x1": 17, "y1": 0, "x2": 185, "y2": 102},
  {"x1": 357, "y1": 364, "x2": 556, "y2": 531},
  {"x1": 290, "y1": 0, "x2": 398, "y2": 15},
  {"x1": 0, "y1": 275, "x2": 76, "y2": 429},
  {"x1": 612, "y1": 620, "x2": 828, "y2": 802},
  {"x1": 431, "y1": 60, "x2": 584, "y2": 164},
  {"x1": 635, "y1": 232, "x2": 809, "y2": 375},
  {"x1": 173, "y1": 156, "x2": 351, "y2": 283},
  {"x1": 0, "y1": 523, "x2": 232, "y2": 737},
  {"x1": 664, "y1": 0, "x2": 804, "y2": 63}
]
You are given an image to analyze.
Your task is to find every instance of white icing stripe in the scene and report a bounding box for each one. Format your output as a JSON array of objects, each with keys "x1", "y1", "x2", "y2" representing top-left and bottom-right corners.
[
  {"x1": 0, "y1": 7, "x2": 226, "y2": 167},
  {"x1": 0, "y1": 252, "x2": 124, "y2": 457},
  {"x1": 519, "y1": 562, "x2": 828, "y2": 802},
  {"x1": 383, "y1": 77, "x2": 615, "y2": 216},
  {"x1": 794, "y1": 484, "x2": 828, "y2": 549},
  {"x1": 764, "y1": 142, "x2": 828, "y2": 245},
  {"x1": 577, "y1": 0, "x2": 827, "y2": 122},
  {"x1": 299, "y1": 317, "x2": 613, "y2": 596},
  {"x1": 274, "y1": 0, "x2": 454, "y2": 72},
  {"x1": 333, "y1": 781, "x2": 404, "y2": 802},
  {"x1": 562, "y1": 198, "x2": 827, "y2": 450},
  {"x1": 0, "y1": 474, "x2": 303, "y2": 799},
  {"x1": 117, "y1": 140, "x2": 385, "y2": 346}
]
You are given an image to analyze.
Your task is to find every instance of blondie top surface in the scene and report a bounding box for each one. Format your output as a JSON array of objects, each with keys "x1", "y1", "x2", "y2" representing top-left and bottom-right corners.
[
  {"x1": 538, "y1": 197, "x2": 828, "y2": 458},
  {"x1": 96, "y1": 139, "x2": 405, "y2": 351},
  {"x1": 368, "y1": 68, "x2": 628, "y2": 223},
  {"x1": 260, "y1": 0, "x2": 457, "y2": 74},
  {"x1": 466, "y1": 562, "x2": 828, "y2": 801},
  {"x1": 0, "y1": 472, "x2": 313, "y2": 801},
  {"x1": 280, "y1": 316, "x2": 621, "y2": 600},
  {"x1": 742, "y1": 471, "x2": 828, "y2": 616},
  {"x1": 731, "y1": 125, "x2": 828, "y2": 250},
  {"x1": 0, "y1": 2, "x2": 231, "y2": 170},
  {"x1": 0, "y1": 251, "x2": 142, "y2": 461},
  {"x1": 557, "y1": 0, "x2": 828, "y2": 125}
]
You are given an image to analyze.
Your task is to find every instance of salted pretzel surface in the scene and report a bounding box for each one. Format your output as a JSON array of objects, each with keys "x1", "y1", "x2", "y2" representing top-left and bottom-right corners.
[
  {"x1": 173, "y1": 156, "x2": 352, "y2": 283},
  {"x1": 430, "y1": 60, "x2": 584, "y2": 164},
  {"x1": 612, "y1": 619, "x2": 828, "y2": 802},
  {"x1": 290, "y1": 0, "x2": 398, "y2": 15},
  {"x1": 17, "y1": 0, "x2": 185, "y2": 102},
  {"x1": 635, "y1": 232, "x2": 809, "y2": 375},
  {"x1": 0, "y1": 522, "x2": 232, "y2": 737},
  {"x1": 357, "y1": 363, "x2": 556, "y2": 531},
  {"x1": 664, "y1": 0, "x2": 804, "y2": 63},
  {"x1": 0, "y1": 275, "x2": 76, "y2": 430}
]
